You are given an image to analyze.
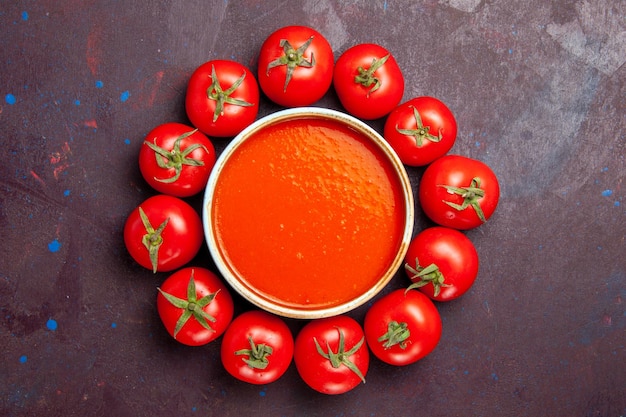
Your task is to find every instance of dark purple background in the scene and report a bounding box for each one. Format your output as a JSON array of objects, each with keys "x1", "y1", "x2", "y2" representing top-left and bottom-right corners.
[{"x1": 1, "y1": 1, "x2": 624, "y2": 416}]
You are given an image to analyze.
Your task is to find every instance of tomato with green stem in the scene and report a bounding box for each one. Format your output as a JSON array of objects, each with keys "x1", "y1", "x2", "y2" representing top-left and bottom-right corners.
[
  {"x1": 221, "y1": 310, "x2": 294, "y2": 384},
  {"x1": 419, "y1": 154, "x2": 500, "y2": 229},
  {"x1": 404, "y1": 227, "x2": 479, "y2": 301},
  {"x1": 384, "y1": 96, "x2": 457, "y2": 166},
  {"x1": 333, "y1": 43, "x2": 404, "y2": 120},
  {"x1": 139, "y1": 123, "x2": 216, "y2": 197},
  {"x1": 157, "y1": 267, "x2": 234, "y2": 346},
  {"x1": 364, "y1": 289, "x2": 442, "y2": 366},
  {"x1": 185, "y1": 59, "x2": 259, "y2": 137},
  {"x1": 123, "y1": 195, "x2": 203, "y2": 273},
  {"x1": 257, "y1": 25, "x2": 334, "y2": 107},
  {"x1": 294, "y1": 315, "x2": 369, "y2": 395}
]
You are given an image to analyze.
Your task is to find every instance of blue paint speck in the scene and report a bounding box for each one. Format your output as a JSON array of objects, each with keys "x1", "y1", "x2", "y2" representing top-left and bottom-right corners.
[
  {"x1": 19, "y1": 355, "x2": 28, "y2": 363},
  {"x1": 95, "y1": 80, "x2": 104, "y2": 89},
  {"x1": 48, "y1": 239, "x2": 61, "y2": 253},
  {"x1": 601, "y1": 189, "x2": 613, "y2": 197},
  {"x1": 124, "y1": 138, "x2": 131, "y2": 145},
  {"x1": 5, "y1": 94, "x2": 16, "y2": 105},
  {"x1": 192, "y1": 407, "x2": 197, "y2": 412},
  {"x1": 615, "y1": 201, "x2": 620, "y2": 207},
  {"x1": 74, "y1": 99, "x2": 80, "y2": 106},
  {"x1": 120, "y1": 90, "x2": 130, "y2": 102},
  {"x1": 63, "y1": 189, "x2": 70, "y2": 197},
  {"x1": 259, "y1": 389, "x2": 266, "y2": 397},
  {"x1": 491, "y1": 373, "x2": 499, "y2": 381},
  {"x1": 46, "y1": 319, "x2": 58, "y2": 331},
  {"x1": 22, "y1": 11, "x2": 29, "y2": 21},
  {"x1": 601, "y1": 167, "x2": 609, "y2": 172},
  {"x1": 111, "y1": 322, "x2": 117, "y2": 328},
  {"x1": 475, "y1": 141, "x2": 481, "y2": 147}
]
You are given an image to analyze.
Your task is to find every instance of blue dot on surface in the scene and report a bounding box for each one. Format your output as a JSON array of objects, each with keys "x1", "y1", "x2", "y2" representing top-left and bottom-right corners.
[
  {"x1": 46, "y1": 319, "x2": 58, "y2": 331},
  {"x1": 124, "y1": 138, "x2": 131, "y2": 145},
  {"x1": 120, "y1": 90, "x2": 130, "y2": 102},
  {"x1": 5, "y1": 94, "x2": 16, "y2": 105},
  {"x1": 63, "y1": 189, "x2": 70, "y2": 197},
  {"x1": 22, "y1": 11, "x2": 29, "y2": 21},
  {"x1": 19, "y1": 355, "x2": 28, "y2": 363},
  {"x1": 74, "y1": 99, "x2": 80, "y2": 106},
  {"x1": 48, "y1": 239, "x2": 61, "y2": 252},
  {"x1": 601, "y1": 189, "x2": 613, "y2": 197},
  {"x1": 95, "y1": 80, "x2": 104, "y2": 88},
  {"x1": 111, "y1": 322, "x2": 117, "y2": 328}
]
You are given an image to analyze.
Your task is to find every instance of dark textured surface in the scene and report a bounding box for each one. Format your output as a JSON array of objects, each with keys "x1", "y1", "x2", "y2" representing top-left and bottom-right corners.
[{"x1": 1, "y1": 1, "x2": 624, "y2": 416}]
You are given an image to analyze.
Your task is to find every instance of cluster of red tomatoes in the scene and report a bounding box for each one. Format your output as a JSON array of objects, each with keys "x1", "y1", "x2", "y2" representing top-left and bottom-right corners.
[{"x1": 122, "y1": 25, "x2": 500, "y2": 395}]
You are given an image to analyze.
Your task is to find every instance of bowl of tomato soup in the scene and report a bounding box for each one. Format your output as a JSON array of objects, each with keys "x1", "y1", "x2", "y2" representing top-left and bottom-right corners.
[{"x1": 203, "y1": 107, "x2": 414, "y2": 319}]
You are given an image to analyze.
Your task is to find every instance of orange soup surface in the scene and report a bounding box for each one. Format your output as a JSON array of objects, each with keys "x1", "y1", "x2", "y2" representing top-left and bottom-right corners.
[{"x1": 211, "y1": 117, "x2": 406, "y2": 310}]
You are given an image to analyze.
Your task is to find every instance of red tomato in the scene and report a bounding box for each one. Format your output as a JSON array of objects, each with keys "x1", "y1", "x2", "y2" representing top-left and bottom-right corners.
[
  {"x1": 404, "y1": 227, "x2": 479, "y2": 301},
  {"x1": 220, "y1": 310, "x2": 294, "y2": 384},
  {"x1": 139, "y1": 123, "x2": 216, "y2": 197},
  {"x1": 294, "y1": 315, "x2": 369, "y2": 395},
  {"x1": 123, "y1": 195, "x2": 203, "y2": 273},
  {"x1": 419, "y1": 155, "x2": 500, "y2": 230},
  {"x1": 185, "y1": 59, "x2": 259, "y2": 137},
  {"x1": 333, "y1": 43, "x2": 404, "y2": 120},
  {"x1": 384, "y1": 96, "x2": 457, "y2": 166},
  {"x1": 157, "y1": 267, "x2": 234, "y2": 346},
  {"x1": 257, "y1": 25, "x2": 334, "y2": 107},
  {"x1": 364, "y1": 289, "x2": 442, "y2": 366}
]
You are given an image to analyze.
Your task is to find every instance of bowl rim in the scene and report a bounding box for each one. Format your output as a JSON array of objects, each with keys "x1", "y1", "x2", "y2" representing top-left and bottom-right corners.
[{"x1": 202, "y1": 106, "x2": 414, "y2": 319}]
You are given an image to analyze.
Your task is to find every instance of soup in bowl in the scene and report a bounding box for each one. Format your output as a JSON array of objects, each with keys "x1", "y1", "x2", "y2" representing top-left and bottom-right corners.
[{"x1": 203, "y1": 107, "x2": 414, "y2": 319}]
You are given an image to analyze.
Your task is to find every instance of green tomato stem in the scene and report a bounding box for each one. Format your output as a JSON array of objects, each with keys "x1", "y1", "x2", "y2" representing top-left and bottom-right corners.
[
  {"x1": 144, "y1": 129, "x2": 208, "y2": 184},
  {"x1": 354, "y1": 53, "x2": 390, "y2": 96},
  {"x1": 405, "y1": 257, "x2": 450, "y2": 297},
  {"x1": 266, "y1": 36, "x2": 315, "y2": 92},
  {"x1": 377, "y1": 321, "x2": 410, "y2": 349},
  {"x1": 157, "y1": 270, "x2": 218, "y2": 339},
  {"x1": 439, "y1": 177, "x2": 487, "y2": 222},
  {"x1": 206, "y1": 64, "x2": 253, "y2": 123},
  {"x1": 395, "y1": 106, "x2": 443, "y2": 147},
  {"x1": 235, "y1": 336, "x2": 274, "y2": 370},
  {"x1": 313, "y1": 327, "x2": 366, "y2": 384}
]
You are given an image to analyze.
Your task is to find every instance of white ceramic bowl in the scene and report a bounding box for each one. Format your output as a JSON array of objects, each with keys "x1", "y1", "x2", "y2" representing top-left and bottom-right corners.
[{"x1": 203, "y1": 107, "x2": 414, "y2": 319}]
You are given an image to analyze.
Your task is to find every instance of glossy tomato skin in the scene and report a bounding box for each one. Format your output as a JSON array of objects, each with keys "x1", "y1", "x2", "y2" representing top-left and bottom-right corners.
[
  {"x1": 185, "y1": 59, "x2": 259, "y2": 137},
  {"x1": 404, "y1": 227, "x2": 479, "y2": 301},
  {"x1": 157, "y1": 267, "x2": 234, "y2": 346},
  {"x1": 257, "y1": 26, "x2": 334, "y2": 107},
  {"x1": 364, "y1": 289, "x2": 442, "y2": 366},
  {"x1": 419, "y1": 155, "x2": 500, "y2": 230},
  {"x1": 123, "y1": 194, "x2": 203, "y2": 272},
  {"x1": 139, "y1": 123, "x2": 216, "y2": 197},
  {"x1": 333, "y1": 43, "x2": 404, "y2": 120},
  {"x1": 294, "y1": 315, "x2": 369, "y2": 395},
  {"x1": 221, "y1": 310, "x2": 294, "y2": 384},
  {"x1": 384, "y1": 96, "x2": 457, "y2": 166}
]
